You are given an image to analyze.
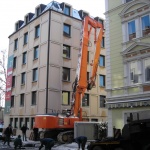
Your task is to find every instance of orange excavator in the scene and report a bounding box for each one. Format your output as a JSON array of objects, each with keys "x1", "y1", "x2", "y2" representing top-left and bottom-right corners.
[{"x1": 34, "y1": 16, "x2": 104, "y2": 143}]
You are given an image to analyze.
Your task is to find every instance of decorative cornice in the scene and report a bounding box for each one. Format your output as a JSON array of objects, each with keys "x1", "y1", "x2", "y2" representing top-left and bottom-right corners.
[{"x1": 119, "y1": 1, "x2": 148, "y2": 17}]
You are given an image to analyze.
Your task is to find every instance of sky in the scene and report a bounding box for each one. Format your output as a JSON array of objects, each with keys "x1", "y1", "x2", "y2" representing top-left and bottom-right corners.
[{"x1": 0, "y1": 0, "x2": 105, "y2": 51}]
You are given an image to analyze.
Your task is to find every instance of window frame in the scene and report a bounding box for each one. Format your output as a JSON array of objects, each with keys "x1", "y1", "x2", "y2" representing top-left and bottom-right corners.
[
  {"x1": 33, "y1": 68, "x2": 38, "y2": 82},
  {"x1": 14, "y1": 39, "x2": 18, "y2": 50},
  {"x1": 35, "y1": 25, "x2": 40, "y2": 38},
  {"x1": 11, "y1": 96, "x2": 14, "y2": 107},
  {"x1": 13, "y1": 57, "x2": 17, "y2": 68},
  {"x1": 32, "y1": 91, "x2": 36, "y2": 105},
  {"x1": 36, "y1": 7, "x2": 40, "y2": 16},
  {"x1": 82, "y1": 94, "x2": 89, "y2": 107},
  {"x1": 22, "y1": 52, "x2": 27, "y2": 64},
  {"x1": 12, "y1": 76, "x2": 15, "y2": 87},
  {"x1": 16, "y1": 23, "x2": 19, "y2": 31},
  {"x1": 99, "y1": 55, "x2": 105, "y2": 67},
  {"x1": 24, "y1": 32, "x2": 28, "y2": 45},
  {"x1": 64, "y1": 5, "x2": 70, "y2": 16},
  {"x1": 99, "y1": 75, "x2": 105, "y2": 87},
  {"x1": 62, "y1": 67, "x2": 70, "y2": 81},
  {"x1": 20, "y1": 94, "x2": 24, "y2": 107},
  {"x1": 130, "y1": 61, "x2": 139, "y2": 84},
  {"x1": 34, "y1": 46, "x2": 39, "y2": 60},
  {"x1": 25, "y1": 15, "x2": 29, "y2": 24},
  {"x1": 21, "y1": 72, "x2": 26, "y2": 85},
  {"x1": 101, "y1": 37, "x2": 105, "y2": 48},
  {"x1": 62, "y1": 91, "x2": 70, "y2": 105},
  {"x1": 141, "y1": 15, "x2": 150, "y2": 37},
  {"x1": 100, "y1": 95, "x2": 106, "y2": 108},
  {"x1": 14, "y1": 118, "x2": 18, "y2": 128},
  {"x1": 128, "y1": 20, "x2": 136, "y2": 40},
  {"x1": 63, "y1": 45, "x2": 70, "y2": 58},
  {"x1": 63, "y1": 24, "x2": 71, "y2": 37},
  {"x1": 19, "y1": 118, "x2": 24, "y2": 128}
]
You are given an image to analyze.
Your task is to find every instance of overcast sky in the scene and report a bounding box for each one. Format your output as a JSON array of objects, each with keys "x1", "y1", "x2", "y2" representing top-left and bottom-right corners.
[{"x1": 0, "y1": 0, "x2": 105, "y2": 51}]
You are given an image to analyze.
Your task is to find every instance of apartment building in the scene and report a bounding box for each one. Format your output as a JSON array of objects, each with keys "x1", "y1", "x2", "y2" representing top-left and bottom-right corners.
[
  {"x1": 5, "y1": 1, "x2": 107, "y2": 133},
  {"x1": 105, "y1": 0, "x2": 150, "y2": 136}
]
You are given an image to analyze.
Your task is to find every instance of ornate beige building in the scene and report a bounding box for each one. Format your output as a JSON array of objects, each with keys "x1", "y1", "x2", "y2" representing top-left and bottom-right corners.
[{"x1": 105, "y1": 0, "x2": 150, "y2": 136}]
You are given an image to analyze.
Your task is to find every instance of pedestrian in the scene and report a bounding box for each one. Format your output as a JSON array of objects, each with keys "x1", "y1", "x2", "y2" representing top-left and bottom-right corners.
[
  {"x1": 39, "y1": 138, "x2": 55, "y2": 150},
  {"x1": 14, "y1": 135, "x2": 22, "y2": 149},
  {"x1": 21, "y1": 124, "x2": 28, "y2": 141},
  {"x1": 33, "y1": 126, "x2": 39, "y2": 141},
  {"x1": 74, "y1": 136, "x2": 87, "y2": 150},
  {"x1": 3, "y1": 124, "x2": 13, "y2": 146}
]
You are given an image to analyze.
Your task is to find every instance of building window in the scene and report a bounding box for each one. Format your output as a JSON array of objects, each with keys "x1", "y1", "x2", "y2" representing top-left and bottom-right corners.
[
  {"x1": 125, "y1": 0, "x2": 133, "y2": 3},
  {"x1": 11, "y1": 96, "x2": 14, "y2": 107},
  {"x1": 63, "y1": 24, "x2": 71, "y2": 37},
  {"x1": 64, "y1": 5, "x2": 70, "y2": 16},
  {"x1": 82, "y1": 94, "x2": 89, "y2": 107},
  {"x1": 101, "y1": 37, "x2": 105, "y2": 48},
  {"x1": 62, "y1": 91, "x2": 70, "y2": 105},
  {"x1": 128, "y1": 20, "x2": 136, "y2": 40},
  {"x1": 62, "y1": 67, "x2": 70, "y2": 81},
  {"x1": 26, "y1": 15, "x2": 29, "y2": 24},
  {"x1": 33, "y1": 68, "x2": 38, "y2": 82},
  {"x1": 22, "y1": 52, "x2": 27, "y2": 64},
  {"x1": 36, "y1": 7, "x2": 40, "y2": 16},
  {"x1": 91, "y1": 119, "x2": 98, "y2": 122},
  {"x1": 24, "y1": 32, "x2": 28, "y2": 45},
  {"x1": 15, "y1": 118, "x2": 18, "y2": 128},
  {"x1": 34, "y1": 46, "x2": 39, "y2": 60},
  {"x1": 144, "y1": 58, "x2": 150, "y2": 82},
  {"x1": 87, "y1": 51, "x2": 89, "y2": 63},
  {"x1": 31, "y1": 118, "x2": 35, "y2": 129},
  {"x1": 10, "y1": 118, "x2": 13, "y2": 126},
  {"x1": 25, "y1": 118, "x2": 29, "y2": 128},
  {"x1": 12, "y1": 76, "x2": 15, "y2": 87},
  {"x1": 100, "y1": 95, "x2": 106, "y2": 108},
  {"x1": 141, "y1": 15, "x2": 150, "y2": 36},
  {"x1": 99, "y1": 75, "x2": 105, "y2": 87},
  {"x1": 21, "y1": 72, "x2": 26, "y2": 85},
  {"x1": 20, "y1": 94, "x2": 24, "y2": 107},
  {"x1": 32, "y1": 91, "x2": 36, "y2": 105},
  {"x1": 99, "y1": 55, "x2": 105, "y2": 67},
  {"x1": 35, "y1": 25, "x2": 40, "y2": 38},
  {"x1": 14, "y1": 39, "x2": 18, "y2": 50},
  {"x1": 63, "y1": 45, "x2": 70, "y2": 58},
  {"x1": 19, "y1": 118, "x2": 23, "y2": 128},
  {"x1": 87, "y1": 72, "x2": 90, "y2": 81},
  {"x1": 13, "y1": 57, "x2": 17, "y2": 68},
  {"x1": 130, "y1": 61, "x2": 138, "y2": 83},
  {"x1": 16, "y1": 23, "x2": 19, "y2": 31}
]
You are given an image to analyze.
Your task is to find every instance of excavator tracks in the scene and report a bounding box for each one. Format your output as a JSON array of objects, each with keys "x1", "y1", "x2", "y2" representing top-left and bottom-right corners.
[
  {"x1": 57, "y1": 130, "x2": 74, "y2": 143},
  {"x1": 39, "y1": 130, "x2": 74, "y2": 143}
]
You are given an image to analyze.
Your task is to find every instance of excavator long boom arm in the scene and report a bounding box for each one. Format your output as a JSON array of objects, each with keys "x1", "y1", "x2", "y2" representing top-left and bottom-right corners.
[{"x1": 71, "y1": 16, "x2": 104, "y2": 117}]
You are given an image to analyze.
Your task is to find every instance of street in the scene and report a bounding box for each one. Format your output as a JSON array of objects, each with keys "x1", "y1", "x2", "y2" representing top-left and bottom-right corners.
[{"x1": 0, "y1": 138, "x2": 89, "y2": 150}]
